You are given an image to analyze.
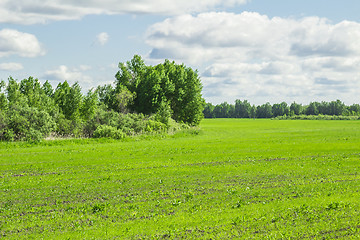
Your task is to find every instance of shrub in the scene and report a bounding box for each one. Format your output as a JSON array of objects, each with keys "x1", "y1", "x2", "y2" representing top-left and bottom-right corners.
[
  {"x1": 145, "y1": 120, "x2": 166, "y2": 133},
  {"x1": 93, "y1": 125, "x2": 125, "y2": 139},
  {"x1": 154, "y1": 101, "x2": 172, "y2": 127},
  {"x1": 117, "y1": 113, "x2": 148, "y2": 135},
  {"x1": 82, "y1": 108, "x2": 120, "y2": 137},
  {"x1": 6, "y1": 105, "x2": 55, "y2": 141},
  {"x1": 0, "y1": 110, "x2": 7, "y2": 140},
  {"x1": 25, "y1": 129, "x2": 43, "y2": 142},
  {"x1": 55, "y1": 114, "x2": 83, "y2": 137}
]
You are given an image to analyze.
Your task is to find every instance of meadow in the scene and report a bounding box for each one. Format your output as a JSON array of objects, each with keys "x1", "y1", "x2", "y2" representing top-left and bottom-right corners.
[{"x1": 0, "y1": 119, "x2": 359, "y2": 239}]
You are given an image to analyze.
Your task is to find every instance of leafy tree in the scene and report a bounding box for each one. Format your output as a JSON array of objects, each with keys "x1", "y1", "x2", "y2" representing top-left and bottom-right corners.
[
  {"x1": 203, "y1": 103, "x2": 215, "y2": 118},
  {"x1": 213, "y1": 102, "x2": 232, "y2": 118},
  {"x1": 305, "y1": 102, "x2": 319, "y2": 115},
  {"x1": 169, "y1": 64, "x2": 204, "y2": 125},
  {"x1": 290, "y1": 102, "x2": 302, "y2": 116},
  {"x1": 349, "y1": 104, "x2": 360, "y2": 116},
  {"x1": 0, "y1": 80, "x2": 7, "y2": 110},
  {"x1": 96, "y1": 84, "x2": 116, "y2": 110},
  {"x1": 19, "y1": 76, "x2": 43, "y2": 108},
  {"x1": 318, "y1": 101, "x2": 330, "y2": 115},
  {"x1": 115, "y1": 55, "x2": 146, "y2": 94},
  {"x1": 134, "y1": 65, "x2": 163, "y2": 114},
  {"x1": 6, "y1": 77, "x2": 26, "y2": 107},
  {"x1": 329, "y1": 100, "x2": 345, "y2": 116},
  {"x1": 81, "y1": 89, "x2": 98, "y2": 120},
  {"x1": 250, "y1": 105, "x2": 257, "y2": 119},
  {"x1": 115, "y1": 56, "x2": 205, "y2": 125},
  {"x1": 54, "y1": 81, "x2": 83, "y2": 120},
  {"x1": 234, "y1": 99, "x2": 251, "y2": 118},
  {"x1": 42, "y1": 80, "x2": 54, "y2": 97},
  {"x1": 257, "y1": 103, "x2": 273, "y2": 118},
  {"x1": 272, "y1": 102, "x2": 289, "y2": 117}
]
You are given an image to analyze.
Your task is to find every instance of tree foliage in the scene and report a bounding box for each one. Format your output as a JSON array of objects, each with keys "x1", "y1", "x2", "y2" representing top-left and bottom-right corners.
[
  {"x1": 114, "y1": 55, "x2": 205, "y2": 125},
  {"x1": 204, "y1": 99, "x2": 360, "y2": 119},
  {"x1": 0, "y1": 55, "x2": 204, "y2": 141}
]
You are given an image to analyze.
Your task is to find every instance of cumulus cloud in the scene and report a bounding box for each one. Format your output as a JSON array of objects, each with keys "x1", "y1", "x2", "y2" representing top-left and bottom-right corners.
[
  {"x1": 43, "y1": 65, "x2": 93, "y2": 85},
  {"x1": 145, "y1": 12, "x2": 360, "y2": 104},
  {"x1": 96, "y1": 32, "x2": 109, "y2": 46},
  {"x1": 0, "y1": 0, "x2": 249, "y2": 24},
  {"x1": 0, "y1": 29, "x2": 45, "y2": 58},
  {"x1": 0, "y1": 62, "x2": 24, "y2": 71}
]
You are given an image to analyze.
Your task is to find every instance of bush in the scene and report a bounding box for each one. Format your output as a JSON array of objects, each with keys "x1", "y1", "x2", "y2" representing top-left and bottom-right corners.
[
  {"x1": 55, "y1": 114, "x2": 83, "y2": 137},
  {"x1": 0, "y1": 110, "x2": 7, "y2": 140},
  {"x1": 145, "y1": 120, "x2": 166, "y2": 133},
  {"x1": 117, "y1": 113, "x2": 148, "y2": 135},
  {"x1": 25, "y1": 129, "x2": 43, "y2": 142},
  {"x1": 6, "y1": 105, "x2": 55, "y2": 141},
  {"x1": 93, "y1": 125, "x2": 125, "y2": 139},
  {"x1": 82, "y1": 108, "x2": 120, "y2": 137},
  {"x1": 154, "y1": 101, "x2": 172, "y2": 127}
]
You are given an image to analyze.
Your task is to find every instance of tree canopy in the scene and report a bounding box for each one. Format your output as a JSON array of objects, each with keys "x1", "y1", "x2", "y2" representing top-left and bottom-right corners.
[
  {"x1": 0, "y1": 55, "x2": 205, "y2": 142},
  {"x1": 114, "y1": 55, "x2": 205, "y2": 125},
  {"x1": 204, "y1": 100, "x2": 360, "y2": 119}
]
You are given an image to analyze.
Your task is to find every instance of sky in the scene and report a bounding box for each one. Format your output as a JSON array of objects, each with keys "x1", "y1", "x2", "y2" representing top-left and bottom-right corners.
[{"x1": 1, "y1": 0, "x2": 360, "y2": 105}]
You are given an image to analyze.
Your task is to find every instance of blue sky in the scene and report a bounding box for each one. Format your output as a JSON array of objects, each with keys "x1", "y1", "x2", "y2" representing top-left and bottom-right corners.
[{"x1": 1, "y1": 0, "x2": 360, "y2": 105}]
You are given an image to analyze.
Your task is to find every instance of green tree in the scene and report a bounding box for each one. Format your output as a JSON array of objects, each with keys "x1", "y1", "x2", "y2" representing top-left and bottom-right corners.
[
  {"x1": 349, "y1": 104, "x2": 360, "y2": 116},
  {"x1": 134, "y1": 65, "x2": 163, "y2": 114},
  {"x1": 115, "y1": 56, "x2": 205, "y2": 125},
  {"x1": 54, "y1": 81, "x2": 83, "y2": 120},
  {"x1": 272, "y1": 102, "x2": 289, "y2": 117},
  {"x1": 6, "y1": 77, "x2": 26, "y2": 107},
  {"x1": 167, "y1": 63, "x2": 204, "y2": 125},
  {"x1": 96, "y1": 84, "x2": 116, "y2": 110},
  {"x1": 329, "y1": 100, "x2": 345, "y2": 116},
  {"x1": 234, "y1": 99, "x2": 251, "y2": 118},
  {"x1": 290, "y1": 102, "x2": 302, "y2": 115},
  {"x1": 19, "y1": 76, "x2": 42, "y2": 108},
  {"x1": 250, "y1": 105, "x2": 257, "y2": 119},
  {"x1": 0, "y1": 80, "x2": 7, "y2": 110},
  {"x1": 203, "y1": 103, "x2": 215, "y2": 118},
  {"x1": 257, "y1": 103, "x2": 273, "y2": 118},
  {"x1": 115, "y1": 55, "x2": 146, "y2": 93},
  {"x1": 80, "y1": 89, "x2": 98, "y2": 120},
  {"x1": 305, "y1": 102, "x2": 319, "y2": 115},
  {"x1": 42, "y1": 80, "x2": 54, "y2": 97}
]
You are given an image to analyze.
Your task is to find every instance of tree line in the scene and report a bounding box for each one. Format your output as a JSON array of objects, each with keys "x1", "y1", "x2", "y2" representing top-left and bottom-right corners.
[
  {"x1": 203, "y1": 100, "x2": 360, "y2": 119},
  {"x1": 0, "y1": 55, "x2": 205, "y2": 142}
]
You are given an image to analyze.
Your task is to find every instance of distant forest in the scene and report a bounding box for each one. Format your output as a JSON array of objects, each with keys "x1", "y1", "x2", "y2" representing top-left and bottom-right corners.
[{"x1": 203, "y1": 100, "x2": 360, "y2": 119}]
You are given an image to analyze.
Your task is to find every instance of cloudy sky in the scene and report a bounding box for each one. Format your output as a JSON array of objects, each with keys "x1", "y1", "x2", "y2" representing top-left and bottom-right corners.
[{"x1": 1, "y1": 0, "x2": 360, "y2": 105}]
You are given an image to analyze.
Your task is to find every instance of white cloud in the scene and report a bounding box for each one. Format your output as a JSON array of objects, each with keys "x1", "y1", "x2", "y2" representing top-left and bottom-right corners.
[
  {"x1": 0, "y1": 0, "x2": 249, "y2": 24},
  {"x1": 0, "y1": 62, "x2": 24, "y2": 71},
  {"x1": 43, "y1": 65, "x2": 93, "y2": 85},
  {"x1": 96, "y1": 32, "x2": 109, "y2": 46},
  {"x1": 145, "y1": 12, "x2": 360, "y2": 104},
  {"x1": 0, "y1": 29, "x2": 45, "y2": 58}
]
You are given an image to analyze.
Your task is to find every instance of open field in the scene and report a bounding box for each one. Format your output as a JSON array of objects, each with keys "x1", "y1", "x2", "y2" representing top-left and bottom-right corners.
[{"x1": 1, "y1": 119, "x2": 360, "y2": 239}]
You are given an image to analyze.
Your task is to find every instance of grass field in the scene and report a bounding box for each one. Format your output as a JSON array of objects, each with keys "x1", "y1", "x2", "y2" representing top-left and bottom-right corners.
[{"x1": 1, "y1": 119, "x2": 360, "y2": 239}]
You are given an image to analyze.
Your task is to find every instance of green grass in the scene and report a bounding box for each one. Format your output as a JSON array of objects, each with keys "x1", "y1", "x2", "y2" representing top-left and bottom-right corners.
[{"x1": 1, "y1": 119, "x2": 360, "y2": 239}]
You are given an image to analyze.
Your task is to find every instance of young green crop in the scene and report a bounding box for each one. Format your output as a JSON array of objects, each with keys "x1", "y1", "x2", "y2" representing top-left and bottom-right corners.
[{"x1": 0, "y1": 119, "x2": 359, "y2": 239}]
